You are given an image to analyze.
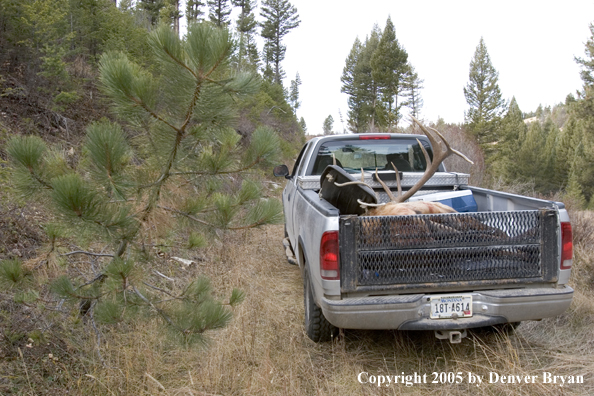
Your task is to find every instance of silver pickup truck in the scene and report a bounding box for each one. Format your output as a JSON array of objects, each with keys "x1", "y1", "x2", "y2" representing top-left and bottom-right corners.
[{"x1": 274, "y1": 132, "x2": 573, "y2": 343}]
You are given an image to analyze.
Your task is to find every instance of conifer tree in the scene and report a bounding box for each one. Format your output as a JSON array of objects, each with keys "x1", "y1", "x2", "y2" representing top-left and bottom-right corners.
[
  {"x1": 208, "y1": 0, "x2": 232, "y2": 26},
  {"x1": 565, "y1": 164, "x2": 587, "y2": 207},
  {"x1": 138, "y1": 0, "x2": 165, "y2": 26},
  {"x1": 491, "y1": 97, "x2": 526, "y2": 180},
  {"x1": 289, "y1": 72, "x2": 301, "y2": 113},
  {"x1": 401, "y1": 65, "x2": 424, "y2": 119},
  {"x1": 541, "y1": 118, "x2": 561, "y2": 192},
  {"x1": 20, "y1": 0, "x2": 72, "y2": 80},
  {"x1": 570, "y1": 23, "x2": 594, "y2": 207},
  {"x1": 357, "y1": 26, "x2": 382, "y2": 131},
  {"x1": 575, "y1": 23, "x2": 594, "y2": 87},
  {"x1": 370, "y1": 16, "x2": 408, "y2": 130},
  {"x1": 340, "y1": 27, "x2": 381, "y2": 132},
  {"x1": 186, "y1": 0, "x2": 206, "y2": 23},
  {"x1": 341, "y1": 20, "x2": 413, "y2": 133},
  {"x1": 299, "y1": 117, "x2": 307, "y2": 134},
  {"x1": 323, "y1": 115, "x2": 334, "y2": 135},
  {"x1": 464, "y1": 37, "x2": 506, "y2": 155},
  {"x1": 232, "y1": 0, "x2": 259, "y2": 71},
  {"x1": 341, "y1": 38, "x2": 365, "y2": 132},
  {"x1": 6, "y1": 23, "x2": 283, "y2": 345},
  {"x1": 260, "y1": 0, "x2": 300, "y2": 85},
  {"x1": 514, "y1": 121, "x2": 548, "y2": 189},
  {"x1": 554, "y1": 114, "x2": 582, "y2": 191},
  {"x1": 161, "y1": 0, "x2": 182, "y2": 33}
]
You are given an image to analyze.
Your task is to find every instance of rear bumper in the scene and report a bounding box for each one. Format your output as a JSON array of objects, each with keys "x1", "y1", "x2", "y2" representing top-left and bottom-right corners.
[{"x1": 320, "y1": 286, "x2": 573, "y2": 330}]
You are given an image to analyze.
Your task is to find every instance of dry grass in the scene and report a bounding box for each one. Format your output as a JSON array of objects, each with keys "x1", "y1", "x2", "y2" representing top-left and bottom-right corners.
[{"x1": 3, "y1": 212, "x2": 594, "y2": 395}]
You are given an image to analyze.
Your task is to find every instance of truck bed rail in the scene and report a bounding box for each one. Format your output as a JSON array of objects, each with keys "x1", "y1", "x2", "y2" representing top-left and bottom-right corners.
[{"x1": 339, "y1": 209, "x2": 559, "y2": 293}]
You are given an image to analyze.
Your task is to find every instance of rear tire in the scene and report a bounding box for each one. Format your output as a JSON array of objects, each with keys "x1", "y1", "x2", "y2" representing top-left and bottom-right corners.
[{"x1": 304, "y1": 269, "x2": 338, "y2": 342}]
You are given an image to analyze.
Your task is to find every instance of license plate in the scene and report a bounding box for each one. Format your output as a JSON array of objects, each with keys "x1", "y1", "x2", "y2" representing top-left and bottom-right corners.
[{"x1": 430, "y1": 295, "x2": 473, "y2": 319}]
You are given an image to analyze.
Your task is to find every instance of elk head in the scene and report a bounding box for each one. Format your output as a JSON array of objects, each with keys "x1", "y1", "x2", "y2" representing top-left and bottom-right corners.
[{"x1": 361, "y1": 116, "x2": 474, "y2": 216}]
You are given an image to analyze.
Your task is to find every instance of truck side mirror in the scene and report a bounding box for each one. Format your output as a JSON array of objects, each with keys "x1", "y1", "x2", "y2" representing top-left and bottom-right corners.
[{"x1": 273, "y1": 164, "x2": 290, "y2": 178}]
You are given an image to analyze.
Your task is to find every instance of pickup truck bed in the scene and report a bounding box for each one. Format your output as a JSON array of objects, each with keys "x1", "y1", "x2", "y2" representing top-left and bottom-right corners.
[{"x1": 276, "y1": 133, "x2": 573, "y2": 343}]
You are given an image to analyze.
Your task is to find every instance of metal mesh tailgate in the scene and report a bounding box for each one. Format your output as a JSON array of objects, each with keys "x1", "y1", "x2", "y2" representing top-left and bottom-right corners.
[{"x1": 339, "y1": 209, "x2": 559, "y2": 293}]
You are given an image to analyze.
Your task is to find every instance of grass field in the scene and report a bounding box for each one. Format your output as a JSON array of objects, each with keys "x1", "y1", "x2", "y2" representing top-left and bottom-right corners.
[{"x1": 1, "y1": 210, "x2": 593, "y2": 395}]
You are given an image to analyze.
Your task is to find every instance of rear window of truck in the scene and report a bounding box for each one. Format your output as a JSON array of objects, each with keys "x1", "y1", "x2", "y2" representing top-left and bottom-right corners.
[{"x1": 309, "y1": 138, "x2": 435, "y2": 175}]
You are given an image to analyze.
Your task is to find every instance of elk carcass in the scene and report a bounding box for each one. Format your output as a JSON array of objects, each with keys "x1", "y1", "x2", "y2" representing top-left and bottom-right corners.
[{"x1": 330, "y1": 117, "x2": 506, "y2": 243}]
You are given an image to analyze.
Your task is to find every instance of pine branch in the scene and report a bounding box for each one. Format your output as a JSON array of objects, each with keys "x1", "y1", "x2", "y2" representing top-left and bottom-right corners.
[
  {"x1": 157, "y1": 204, "x2": 274, "y2": 231},
  {"x1": 180, "y1": 80, "x2": 203, "y2": 132},
  {"x1": 62, "y1": 251, "x2": 115, "y2": 258},
  {"x1": 171, "y1": 157, "x2": 265, "y2": 176},
  {"x1": 132, "y1": 286, "x2": 181, "y2": 331},
  {"x1": 142, "y1": 281, "x2": 183, "y2": 300},
  {"x1": 89, "y1": 304, "x2": 111, "y2": 368},
  {"x1": 161, "y1": 47, "x2": 198, "y2": 79},
  {"x1": 126, "y1": 94, "x2": 181, "y2": 133},
  {"x1": 157, "y1": 204, "x2": 214, "y2": 227}
]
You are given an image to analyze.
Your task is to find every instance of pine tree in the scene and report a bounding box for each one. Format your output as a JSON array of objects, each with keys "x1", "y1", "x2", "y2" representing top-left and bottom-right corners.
[
  {"x1": 20, "y1": 0, "x2": 71, "y2": 80},
  {"x1": 6, "y1": 23, "x2": 283, "y2": 345},
  {"x1": 186, "y1": 0, "x2": 206, "y2": 23},
  {"x1": 401, "y1": 65, "x2": 424, "y2": 119},
  {"x1": 554, "y1": 114, "x2": 582, "y2": 191},
  {"x1": 299, "y1": 117, "x2": 307, "y2": 134},
  {"x1": 138, "y1": 0, "x2": 165, "y2": 26},
  {"x1": 340, "y1": 27, "x2": 381, "y2": 132},
  {"x1": 575, "y1": 23, "x2": 594, "y2": 87},
  {"x1": 565, "y1": 164, "x2": 587, "y2": 208},
  {"x1": 514, "y1": 121, "x2": 548, "y2": 189},
  {"x1": 357, "y1": 26, "x2": 382, "y2": 131},
  {"x1": 289, "y1": 72, "x2": 301, "y2": 113},
  {"x1": 232, "y1": 0, "x2": 259, "y2": 71},
  {"x1": 340, "y1": 37, "x2": 365, "y2": 132},
  {"x1": 161, "y1": 0, "x2": 182, "y2": 33},
  {"x1": 491, "y1": 97, "x2": 526, "y2": 180},
  {"x1": 341, "y1": 20, "x2": 413, "y2": 133},
  {"x1": 208, "y1": 0, "x2": 232, "y2": 26},
  {"x1": 323, "y1": 115, "x2": 334, "y2": 135},
  {"x1": 570, "y1": 23, "x2": 594, "y2": 207},
  {"x1": 370, "y1": 16, "x2": 408, "y2": 130},
  {"x1": 260, "y1": 0, "x2": 300, "y2": 85},
  {"x1": 464, "y1": 37, "x2": 506, "y2": 155}
]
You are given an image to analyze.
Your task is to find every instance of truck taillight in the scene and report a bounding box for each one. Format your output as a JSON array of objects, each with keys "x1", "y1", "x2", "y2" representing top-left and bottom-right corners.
[
  {"x1": 320, "y1": 231, "x2": 339, "y2": 280},
  {"x1": 561, "y1": 222, "x2": 573, "y2": 270}
]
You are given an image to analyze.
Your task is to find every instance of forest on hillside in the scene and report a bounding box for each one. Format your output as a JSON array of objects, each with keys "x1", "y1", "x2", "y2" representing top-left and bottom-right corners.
[
  {"x1": 0, "y1": 0, "x2": 307, "y2": 349},
  {"x1": 0, "y1": 0, "x2": 305, "y2": 144},
  {"x1": 338, "y1": 18, "x2": 594, "y2": 208}
]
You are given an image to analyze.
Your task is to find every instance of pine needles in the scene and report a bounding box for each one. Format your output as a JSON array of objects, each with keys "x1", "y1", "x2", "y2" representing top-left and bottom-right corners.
[{"x1": 4, "y1": 22, "x2": 283, "y2": 345}]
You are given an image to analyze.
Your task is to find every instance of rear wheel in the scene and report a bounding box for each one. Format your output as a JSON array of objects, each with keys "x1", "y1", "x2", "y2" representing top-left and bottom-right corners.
[{"x1": 304, "y1": 268, "x2": 338, "y2": 342}]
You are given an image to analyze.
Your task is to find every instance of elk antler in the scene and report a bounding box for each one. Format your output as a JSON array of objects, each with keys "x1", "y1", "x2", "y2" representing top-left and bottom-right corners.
[
  {"x1": 386, "y1": 116, "x2": 474, "y2": 203},
  {"x1": 326, "y1": 118, "x2": 474, "y2": 214}
]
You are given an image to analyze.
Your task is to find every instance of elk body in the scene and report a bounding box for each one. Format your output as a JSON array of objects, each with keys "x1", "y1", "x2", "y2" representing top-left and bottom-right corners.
[{"x1": 334, "y1": 117, "x2": 488, "y2": 243}]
